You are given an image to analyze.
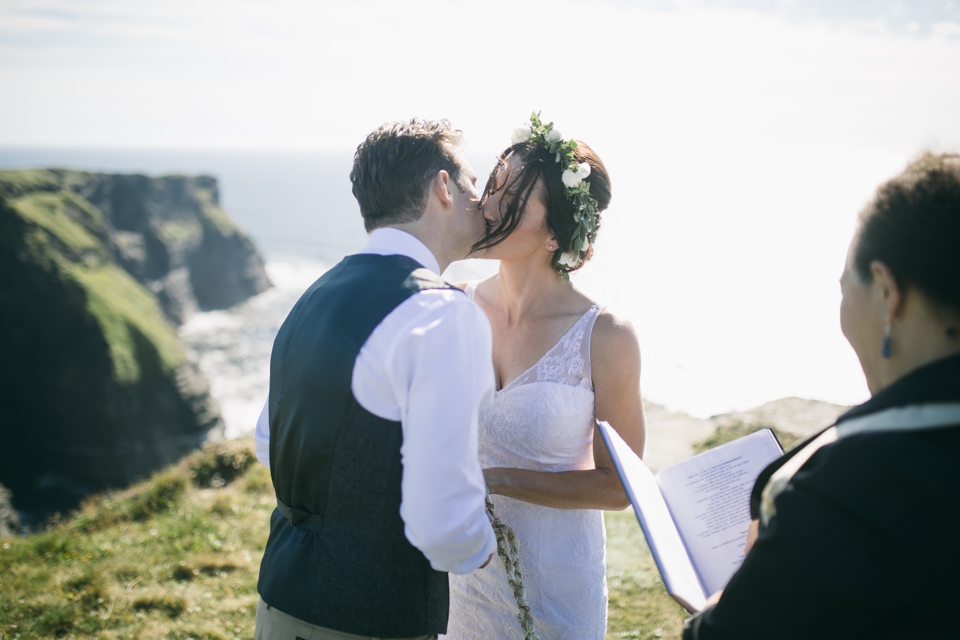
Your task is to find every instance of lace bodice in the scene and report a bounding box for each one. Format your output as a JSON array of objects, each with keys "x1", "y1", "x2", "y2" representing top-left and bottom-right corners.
[
  {"x1": 492, "y1": 293, "x2": 598, "y2": 397},
  {"x1": 443, "y1": 283, "x2": 607, "y2": 640}
]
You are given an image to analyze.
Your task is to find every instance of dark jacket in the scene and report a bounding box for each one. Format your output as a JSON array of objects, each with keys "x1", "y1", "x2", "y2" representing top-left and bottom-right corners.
[{"x1": 684, "y1": 353, "x2": 960, "y2": 640}]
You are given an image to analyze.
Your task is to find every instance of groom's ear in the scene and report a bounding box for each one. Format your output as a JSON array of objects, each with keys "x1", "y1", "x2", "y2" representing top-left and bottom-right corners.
[{"x1": 431, "y1": 170, "x2": 455, "y2": 209}]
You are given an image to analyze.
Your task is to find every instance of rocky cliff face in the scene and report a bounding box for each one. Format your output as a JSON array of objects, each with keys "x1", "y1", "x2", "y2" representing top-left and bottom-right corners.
[
  {"x1": 60, "y1": 171, "x2": 270, "y2": 323},
  {"x1": 0, "y1": 482, "x2": 20, "y2": 537},
  {"x1": 0, "y1": 169, "x2": 270, "y2": 517}
]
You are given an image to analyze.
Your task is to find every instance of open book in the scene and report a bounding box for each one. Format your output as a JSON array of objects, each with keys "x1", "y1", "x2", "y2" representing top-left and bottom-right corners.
[{"x1": 598, "y1": 421, "x2": 783, "y2": 613}]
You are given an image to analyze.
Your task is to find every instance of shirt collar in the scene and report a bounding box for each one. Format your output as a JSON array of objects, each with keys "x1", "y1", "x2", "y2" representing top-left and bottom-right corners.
[{"x1": 356, "y1": 228, "x2": 441, "y2": 275}]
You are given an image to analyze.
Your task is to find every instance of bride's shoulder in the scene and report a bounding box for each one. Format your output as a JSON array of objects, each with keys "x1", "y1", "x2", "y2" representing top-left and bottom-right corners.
[{"x1": 590, "y1": 307, "x2": 641, "y2": 364}]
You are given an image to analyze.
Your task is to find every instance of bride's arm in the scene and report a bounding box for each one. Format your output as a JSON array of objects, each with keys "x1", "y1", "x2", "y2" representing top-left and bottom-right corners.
[{"x1": 483, "y1": 310, "x2": 646, "y2": 510}]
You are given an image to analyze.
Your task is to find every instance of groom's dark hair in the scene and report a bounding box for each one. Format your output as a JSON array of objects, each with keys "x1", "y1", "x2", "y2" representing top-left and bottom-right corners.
[{"x1": 351, "y1": 118, "x2": 467, "y2": 232}]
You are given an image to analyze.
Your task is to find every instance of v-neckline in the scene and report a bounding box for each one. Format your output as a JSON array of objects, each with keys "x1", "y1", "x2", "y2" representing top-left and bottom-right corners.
[{"x1": 494, "y1": 305, "x2": 598, "y2": 395}]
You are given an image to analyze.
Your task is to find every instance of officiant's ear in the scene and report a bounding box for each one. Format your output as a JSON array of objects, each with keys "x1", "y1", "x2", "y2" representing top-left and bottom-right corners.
[{"x1": 870, "y1": 260, "x2": 903, "y2": 320}]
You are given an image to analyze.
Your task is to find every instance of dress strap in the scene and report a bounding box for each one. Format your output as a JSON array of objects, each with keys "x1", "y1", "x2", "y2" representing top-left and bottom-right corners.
[
  {"x1": 463, "y1": 281, "x2": 478, "y2": 301},
  {"x1": 582, "y1": 305, "x2": 605, "y2": 390}
]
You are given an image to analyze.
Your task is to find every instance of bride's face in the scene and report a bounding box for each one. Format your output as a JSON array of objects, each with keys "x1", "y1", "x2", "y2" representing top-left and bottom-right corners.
[{"x1": 479, "y1": 155, "x2": 556, "y2": 263}]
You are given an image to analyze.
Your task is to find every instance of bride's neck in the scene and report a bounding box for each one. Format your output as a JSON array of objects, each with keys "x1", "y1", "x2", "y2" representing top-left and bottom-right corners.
[{"x1": 493, "y1": 258, "x2": 568, "y2": 322}]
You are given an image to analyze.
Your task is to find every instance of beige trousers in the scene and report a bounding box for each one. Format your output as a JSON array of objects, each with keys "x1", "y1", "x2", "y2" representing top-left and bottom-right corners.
[{"x1": 254, "y1": 598, "x2": 438, "y2": 640}]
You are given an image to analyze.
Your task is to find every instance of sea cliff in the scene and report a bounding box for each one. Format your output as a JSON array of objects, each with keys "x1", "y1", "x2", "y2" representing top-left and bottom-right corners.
[{"x1": 0, "y1": 169, "x2": 270, "y2": 517}]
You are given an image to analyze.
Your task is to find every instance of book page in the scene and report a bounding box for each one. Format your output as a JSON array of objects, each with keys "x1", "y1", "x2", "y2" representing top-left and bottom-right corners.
[
  {"x1": 597, "y1": 421, "x2": 707, "y2": 613},
  {"x1": 655, "y1": 429, "x2": 782, "y2": 596}
]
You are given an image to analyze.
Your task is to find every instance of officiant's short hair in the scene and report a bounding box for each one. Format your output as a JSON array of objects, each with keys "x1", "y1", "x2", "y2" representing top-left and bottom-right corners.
[
  {"x1": 853, "y1": 152, "x2": 960, "y2": 316},
  {"x1": 351, "y1": 119, "x2": 467, "y2": 232}
]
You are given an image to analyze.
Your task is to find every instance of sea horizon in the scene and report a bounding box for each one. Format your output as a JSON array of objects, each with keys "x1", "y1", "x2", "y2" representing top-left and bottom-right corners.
[{"x1": 1, "y1": 145, "x2": 878, "y2": 435}]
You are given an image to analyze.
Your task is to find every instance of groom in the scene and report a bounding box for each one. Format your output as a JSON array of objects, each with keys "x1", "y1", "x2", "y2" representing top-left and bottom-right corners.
[{"x1": 254, "y1": 119, "x2": 497, "y2": 639}]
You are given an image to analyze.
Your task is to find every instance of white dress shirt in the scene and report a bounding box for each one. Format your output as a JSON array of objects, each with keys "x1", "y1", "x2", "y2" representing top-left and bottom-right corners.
[{"x1": 254, "y1": 228, "x2": 497, "y2": 574}]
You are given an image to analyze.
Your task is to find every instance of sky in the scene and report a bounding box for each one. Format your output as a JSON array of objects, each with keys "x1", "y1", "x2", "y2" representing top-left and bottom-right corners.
[
  {"x1": 2, "y1": 0, "x2": 959, "y2": 154},
  {"x1": 3, "y1": 0, "x2": 960, "y2": 415}
]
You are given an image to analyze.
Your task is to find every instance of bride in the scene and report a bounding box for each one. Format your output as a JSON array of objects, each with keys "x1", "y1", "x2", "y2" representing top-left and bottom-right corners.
[{"x1": 444, "y1": 115, "x2": 646, "y2": 639}]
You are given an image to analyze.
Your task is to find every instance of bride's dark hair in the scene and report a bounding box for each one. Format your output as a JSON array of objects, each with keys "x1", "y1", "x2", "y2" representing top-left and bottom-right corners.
[{"x1": 472, "y1": 141, "x2": 611, "y2": 274}]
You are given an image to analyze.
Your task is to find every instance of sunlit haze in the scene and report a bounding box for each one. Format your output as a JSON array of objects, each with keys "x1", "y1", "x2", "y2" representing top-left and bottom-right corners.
[{"x1": 3, "y1": 0, "x2": 960, "y2": 417}]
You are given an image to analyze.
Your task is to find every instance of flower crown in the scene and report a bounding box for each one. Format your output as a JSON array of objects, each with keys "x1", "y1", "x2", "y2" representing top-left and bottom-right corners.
[{"x1": 510, "y1": 111, "x2": 600, "y2": 279}]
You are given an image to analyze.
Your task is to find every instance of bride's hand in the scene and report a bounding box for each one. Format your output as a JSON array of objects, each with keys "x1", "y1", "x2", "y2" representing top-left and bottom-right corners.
[{"x1": 482, "y1": 467, "x2": 506, "y2": 495}]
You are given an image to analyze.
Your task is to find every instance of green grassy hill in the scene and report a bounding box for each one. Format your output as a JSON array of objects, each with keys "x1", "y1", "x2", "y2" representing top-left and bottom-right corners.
[
  {"x1": 0, "y1": 169, "x2": 237, "y2": 515},
  {"x1": 0, "y1": 438, "x2": 693, "y2": 639}
]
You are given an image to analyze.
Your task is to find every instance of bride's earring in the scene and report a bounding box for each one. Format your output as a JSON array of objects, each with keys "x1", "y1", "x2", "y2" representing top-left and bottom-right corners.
[
  {"x1": 881, "y1": 321, "x2": 892, "y2": 358},
  {"x1": 547, "y1": 242, "x2": 557, "y2": 251}
]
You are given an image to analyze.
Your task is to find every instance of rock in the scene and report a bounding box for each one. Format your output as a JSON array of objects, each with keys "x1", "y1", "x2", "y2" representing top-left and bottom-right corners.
[
  {"x1": 641, "y1": 397, "x2": 849, "y2": 473},
  {"x1": 709, "y1": 397, "x2": 849, "y2": 440},
  {"x1": 75, "y1": 172, "x2": 271, "y2": 323},
  {"x1": 0, "y1": 168, "x2": 267, "y2": 515},
  {"x1": 0, "y1": 482, "x2": 20, "y2": 537},
  {"x1": 642, "y1": 401, "x2": 717, "y2": 473}
]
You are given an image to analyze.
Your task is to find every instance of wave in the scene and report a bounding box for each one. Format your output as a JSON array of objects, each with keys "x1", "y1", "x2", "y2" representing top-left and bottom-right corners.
[{"x1": 180, "y1": 258, "x2": 330, "y2": 438}]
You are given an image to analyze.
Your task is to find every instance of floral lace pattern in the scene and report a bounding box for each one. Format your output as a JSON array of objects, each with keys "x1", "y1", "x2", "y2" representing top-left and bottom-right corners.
[{"x1": 443, "y1": 284, "x2": 607, "y2": 640}]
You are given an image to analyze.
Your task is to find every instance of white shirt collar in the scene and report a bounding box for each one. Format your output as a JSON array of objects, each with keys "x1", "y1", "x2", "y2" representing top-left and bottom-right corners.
[{"x1": 356, "y1": 228, "x2": 441, "y2": 275}]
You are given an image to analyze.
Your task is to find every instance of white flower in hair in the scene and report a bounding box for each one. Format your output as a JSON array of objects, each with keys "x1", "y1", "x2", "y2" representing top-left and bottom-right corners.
[
  {"x1": 511, "y1": 124, "x2": 533, "y2": 145},
  {"x1": 561, "y1": 162, "x2": 592, "y2": 188},
  {"x1": 513, "y1": 111, "x2": 602, "y2": 280},
  {"x1": 558, "y1": 252, "x2": 578, "y2": 268},
  {"x1": 561, "y1": 168, "x2": 582, "y2": 188}
]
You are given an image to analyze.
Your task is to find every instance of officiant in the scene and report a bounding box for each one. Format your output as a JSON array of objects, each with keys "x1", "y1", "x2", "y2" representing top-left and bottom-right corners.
[{"x1": 683, "y1": 153, "x2": 960, "y2": 639}]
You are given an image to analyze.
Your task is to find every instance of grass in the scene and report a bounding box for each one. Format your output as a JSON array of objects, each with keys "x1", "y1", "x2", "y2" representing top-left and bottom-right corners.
[
  {"x1": 0, "y1": 439, "x2": 689, "y2": 639},
  {"x1": 69, "y1": 263, "x2": 185, "y2": 383},
  {"x1": 7, "y1": 185, "x2": 186, "y2": 385},
  {"x1": 605, "y1": 511, "x2": 689, "y2": 638},
  {"x1": 11, "y1": 192, "x2": 105, "y2": 257},
  {"x1": 0, "y1": 169, "x2": 63, "y2": 199},
  {"x1": 692, "y1": 420, "x2": 800, "y2": 454},
  {"x1": 0, "y1": 440, "x2": 270, "y2": 640},
  {"x1": 154, "y1": 220, "x2": 202, "y2": 247}
]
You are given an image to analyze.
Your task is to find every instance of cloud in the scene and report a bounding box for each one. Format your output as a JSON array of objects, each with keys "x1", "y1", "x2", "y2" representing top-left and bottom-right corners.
[{"x1": 0, "y1": 0, "x2": 958, "y2": 151}]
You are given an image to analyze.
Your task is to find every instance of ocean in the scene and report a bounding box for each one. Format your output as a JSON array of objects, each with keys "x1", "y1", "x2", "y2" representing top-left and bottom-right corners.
[{"x1": 2, "y1": 145, "x2": 899, "y2": 437}]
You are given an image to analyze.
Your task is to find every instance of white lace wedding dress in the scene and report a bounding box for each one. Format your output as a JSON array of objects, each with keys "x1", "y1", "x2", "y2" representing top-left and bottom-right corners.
[{"x1": 443, "y1": 284, "x2": 607, "y2": 640}]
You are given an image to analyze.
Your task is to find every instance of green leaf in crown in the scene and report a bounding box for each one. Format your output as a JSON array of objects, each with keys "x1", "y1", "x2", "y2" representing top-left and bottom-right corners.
[{"x1": 510, "y1": 112, "x2": 602, "y2": 277}]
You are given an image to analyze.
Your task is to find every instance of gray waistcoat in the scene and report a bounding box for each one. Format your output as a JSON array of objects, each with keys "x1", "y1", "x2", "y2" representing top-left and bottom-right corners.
[{"x1": 257, "y1": 253, "x2": 457, "y2": 636}]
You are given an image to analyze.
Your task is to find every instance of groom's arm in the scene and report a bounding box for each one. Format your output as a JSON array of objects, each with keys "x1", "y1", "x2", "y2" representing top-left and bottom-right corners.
[
  {"x1": 253, "y1": 398, "x2": 270, "y2": 468},
  {"x1": 384, "y1": 291, "x2": 497, "y2": 574},
  {"x1": 257, "y1": 289, "x2": 496, "y2": 572}
]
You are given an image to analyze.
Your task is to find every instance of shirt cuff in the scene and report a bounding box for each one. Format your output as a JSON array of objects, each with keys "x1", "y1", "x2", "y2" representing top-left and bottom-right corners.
[{"x1": 442, "y1": 526, "x2": 498, "y2": 575}]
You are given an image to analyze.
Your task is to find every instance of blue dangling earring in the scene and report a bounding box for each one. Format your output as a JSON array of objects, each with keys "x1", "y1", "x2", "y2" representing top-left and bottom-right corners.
[{"x1": 881, "y1": 321, "x2": 892, "y2": 359}]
